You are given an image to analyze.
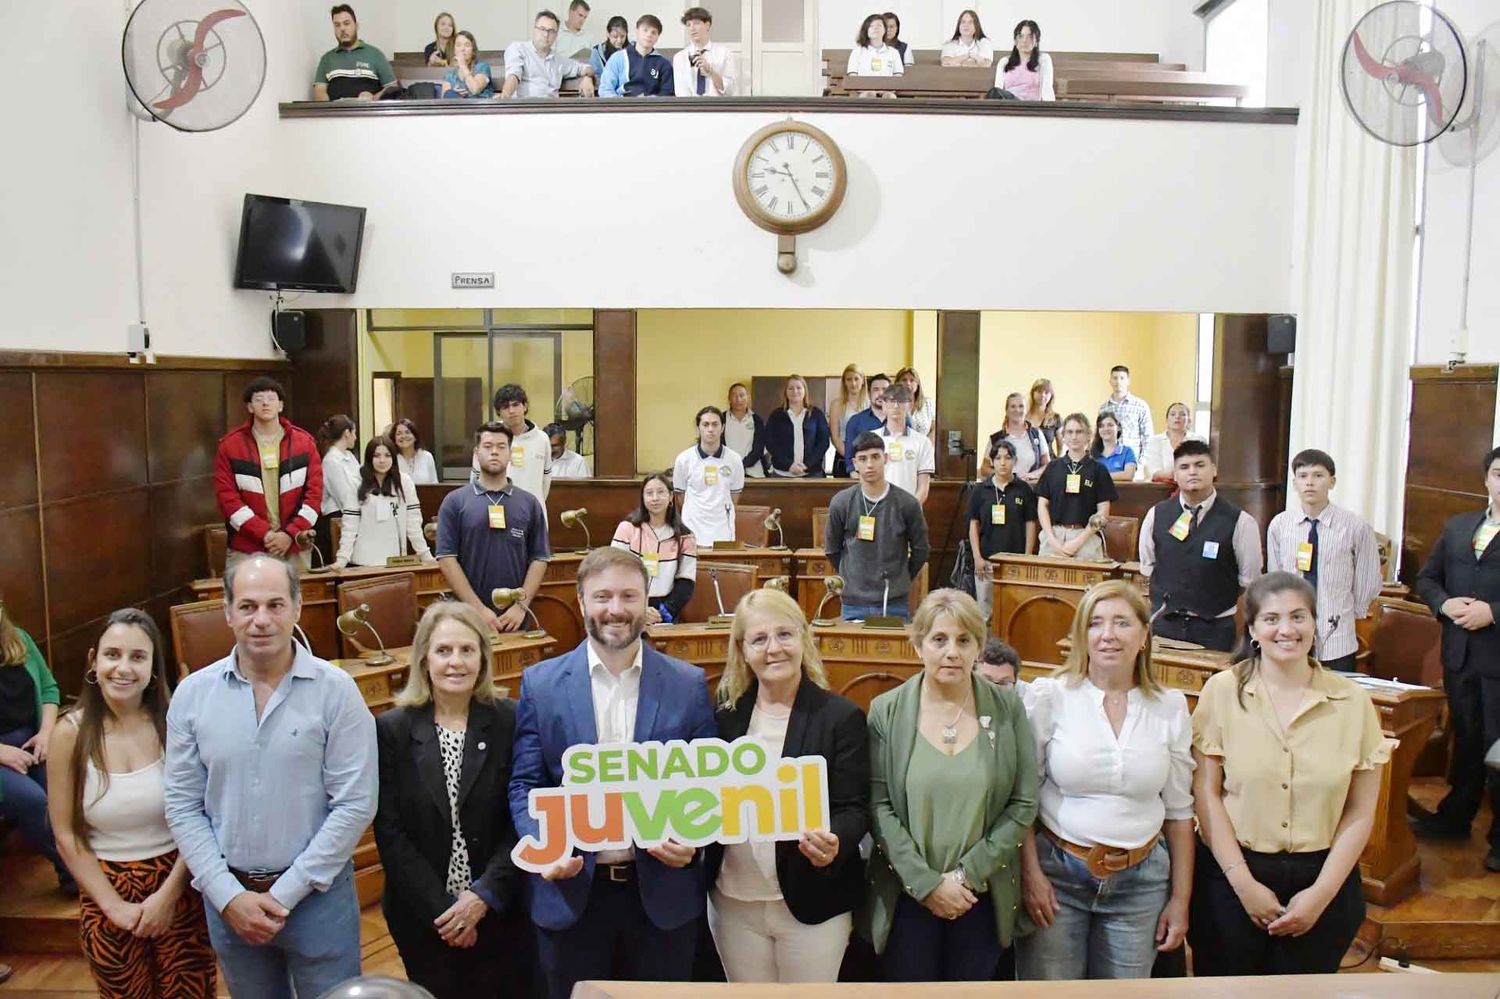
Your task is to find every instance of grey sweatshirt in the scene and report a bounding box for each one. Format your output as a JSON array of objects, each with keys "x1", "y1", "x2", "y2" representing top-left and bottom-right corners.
[{"x1": 824, "y1": 482, "x2": 931, "y2": 607}]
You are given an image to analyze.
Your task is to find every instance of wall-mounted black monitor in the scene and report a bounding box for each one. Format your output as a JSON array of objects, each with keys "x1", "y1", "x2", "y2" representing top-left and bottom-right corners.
[{"x1": 233, "y1": 194, "x2": 366, "y2": 293}]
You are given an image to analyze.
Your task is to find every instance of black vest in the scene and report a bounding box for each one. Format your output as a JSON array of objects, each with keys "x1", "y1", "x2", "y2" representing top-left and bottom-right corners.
[{"x1": 1149, "y1": 495, "x2": 1243, "y2": 618}]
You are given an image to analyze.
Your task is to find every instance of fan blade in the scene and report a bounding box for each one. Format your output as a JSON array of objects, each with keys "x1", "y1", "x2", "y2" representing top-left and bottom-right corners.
[
  {"x1": 1350, "y1": 31, "x2": 1394, "y2": 81},
  {"x1": 1350, "y1": 31, "x2": 1447, "y2": 127},
  {"x1": 152, "y1": 8, "x2": 246, "y2": 112}
]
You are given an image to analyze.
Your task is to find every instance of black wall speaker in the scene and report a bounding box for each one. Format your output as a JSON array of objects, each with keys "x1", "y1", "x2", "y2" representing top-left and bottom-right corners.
[
  {"x1": 1267, "y1": 314, "x2": 1296, "y2": 354},
  {"x1": 273, "y1": 310, "x2": 306, "y2": 352}
]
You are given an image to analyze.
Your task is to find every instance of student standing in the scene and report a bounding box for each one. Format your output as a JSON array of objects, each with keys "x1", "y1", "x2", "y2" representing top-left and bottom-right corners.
[
  {"x1": 1098, "y1": 366, "x2": 1153, "y2": 461},
  {"x1": 874, "y1": 384, "x2": 935, "y2": 504},
  {"x1": 968, "y1": 440, "x2": 1038, "y2": 624},
  {"x1": 492, "y1": 383, "x2": 553, "y2": 509},
  {"x1": 843, "y1": 373, "x2": 905, "y2": 475},
  {"x1": 825, "y1": 432, "x2": 930, "y2": 622},
  {"x1": 673, "y1": 7, "x2": 737, "y2": 96},
  {"x1": 1036, "y1": 413, "x2": 1116, "y2": 562},
  {"x1": 600, "y1": 14, "x2": 674, "y2": 97},
  {"x1": 723, "y1": 383, "x2": 767, "y2": 479},
  {"x1": 316, "y1": 415, "x2": 362, "y2": 532},
  {"x1": 1266, "y1": 449, "x2": 1382, "y2": 672},
  {"x1": 1091, "y1": 410, "x2": 1139, "y2": 483},
  {"x1": 333, "y1": 436, "x2": 435, "y2": 569},
  {"x1": 673, "y1": 406, "x2": 745, "y2": 546}
]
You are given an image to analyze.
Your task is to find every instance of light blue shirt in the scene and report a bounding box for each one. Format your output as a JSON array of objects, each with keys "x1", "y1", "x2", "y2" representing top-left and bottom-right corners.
[{"x1": 165, "y1": 642, "x2": 377, "y2": 914}]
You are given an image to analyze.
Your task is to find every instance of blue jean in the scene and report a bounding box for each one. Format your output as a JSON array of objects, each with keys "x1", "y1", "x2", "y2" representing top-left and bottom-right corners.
[
  {"x1": 840, "y1": 603, "x2": 910, "y2": 622},
  {"x1": 0, "y1": 725, "x2": 66, "y2": 878},
  {"x1": 205, "y1": 861, "x2": 361, "y2": 998},
  {"x1": 1015, "y1": 835, "x2": 1170, "y2": 980}
]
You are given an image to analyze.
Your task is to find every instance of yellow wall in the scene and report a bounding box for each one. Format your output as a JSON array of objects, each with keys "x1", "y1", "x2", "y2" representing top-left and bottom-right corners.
[
  {"x1": 977, "y1": 312, "x2": 1198, "y2": 470},
  {"x1": 635, "y1": 310, "x2": 917, "y2": 472}
]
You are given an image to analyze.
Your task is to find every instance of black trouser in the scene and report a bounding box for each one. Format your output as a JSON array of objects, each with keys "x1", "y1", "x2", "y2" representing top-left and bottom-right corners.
[
  {"x1": 1154, "y1": 613, "x2": 1237, "y2": 652},
  {"x1": 386, "y1": 898, "x2": 532, "y2": 999},
  {"x1": 1319, "y1": 653, "x2": 1358, "y2": 673},
  {"x1": 884, "y1": 892, "x2": 1001, "y2": 982},
  {"x1": 1436, "y1": 664, "x2": 1500, "y2": 849},
  {"x1": 1188, "y1": 842, "x2": 1364, "y2": 976}
]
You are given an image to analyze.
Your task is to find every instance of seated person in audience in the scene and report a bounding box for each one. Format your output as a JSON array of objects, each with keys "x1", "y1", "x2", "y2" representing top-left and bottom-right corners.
[
  {"x1": 766, "y1": 374, "x2": 832, "y2": 478},
  {"x1": 1266, "y1": 449, "x2": 1381, "y2": 673},
  {"x1": 1099, "y1": 365, "x2": 1153, "y2": 460},
  {"x1": 830, "y1": 364, "x2": 869, "y2": 471},
  {"x1": 876, "y1": 384, "x2": 934, "y2": 504},
  {"x1": 214, "y1": 376, "x2": 322, "y2": 569},
  {"x1": 1190, "y1": 573, "x2": 1385, "y2": 975},
  {"x1": 977, "y1": 637, "x2": 1025, "y2": 694},
  {"x1": 1036, "y1": 413, "x2": 1116, "y2": 562},
  {"x1": 843, "y1": 372, "x2": 907, "y2": 475},
  {"x1": 826, "y1": 432, "x2": 930, "y2": 622},
  {"x1": 881, "y1": 12, "x2": 915, "y2": 66},
  {"x1": 48, "y1": 611, "x2": 217, "y2": 997},
  {"x1": 491, "y1": 383, "x2": 553, "y2": 507},
  {"x1": 1091, "y1": 409, "x2": 1139, "y2": 482},
  {"x1": 333, "y1": 436, "x2": 436, "y2": 569},
  {"x1": 996, "y1": 19, "x2": 1054, "y2": 101},
  {"x1": 1028, "y1": 378, "x2": 1063, "y2": 458},
  {"x1": 1138, "y1": 440, "x2": 1262, "y2": 652},
  {"x1": 436, "y1": 422, "x2": 551, "y2": 633},
  {"x1": 555, "y1": 0, "x2": 594, "y2": 58},
  {"x1": 502, "y1": 10, "x2": 597, "y2": 99},
  {"x1": 941, "y1": 9, "x2": 993, "y2": 66},
  {"x1": 612, "y1": 472, "x2": 697, "y2": 624},
  {"x1": 848, "y1": 13, "x2": 904, "y2": 96},
  {"x1": 590, "y1": 16, "x2": 629, "y2": 78},
  {"x1": 723, "y1": 383, "x2": 767, "y2": 478},
  {"x1": 969, "y1": 439, "x2": 1038, "y2": 624},
  {"x1": 442, "y1": 30, "x2": 493, "y2": 98},
  {"x1": 425, "y1": 11, "x2": 455, "y2": 66},
  {"x1": 390, "y1": 417, "x2": 439, "y2": 485},
  {"x1": 313, "y1": 5, "x2": 397, "y2": 101},
  {"x1": 894, "y1": 366, "x2": 934, "y2": 440},
  {"x1": 600, "y1": 14, "x2": 674, "y2": 97},
  {"x1": 674, "y1": 7, "x2": 737, "y2": 96},
  {"x1": 981, "y1": 391, "x2": 1049, "y2": 485},
  {"x1": 1141, "y1": 402, "x2": 1204, "y2": 482},
  {"x1": 673, "y1": 406, "x2": 745, "y2": 545},
  {"x1": 545, "y1": 422, "x2": 591, "y2": 478},
  {"x1": 0, "y1": 591, "x2": 72, "y2": 892}
]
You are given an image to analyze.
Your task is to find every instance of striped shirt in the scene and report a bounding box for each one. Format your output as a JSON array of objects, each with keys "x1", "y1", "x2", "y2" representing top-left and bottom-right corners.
[
  {"x1": 611, "y1": 520, "x2": 698, "y2": 600},
  {"x1": 1099, "y1": 393, "x2": 1154, "y2": 458},
  {"x1": 1266, "y1": 502, "x2": 1382, "y2": 660}
]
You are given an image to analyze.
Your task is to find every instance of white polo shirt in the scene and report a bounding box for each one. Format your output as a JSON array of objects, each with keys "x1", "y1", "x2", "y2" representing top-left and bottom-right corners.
[
  {"x1": 877, "y1": 427, "x2": 935, "y2": 498},
  {"x1": 846, "y1": 44, "x2": 904, "y2": 78},
  {"x1": 673, "y1": 443, "x2": 745, "y2": 545}
]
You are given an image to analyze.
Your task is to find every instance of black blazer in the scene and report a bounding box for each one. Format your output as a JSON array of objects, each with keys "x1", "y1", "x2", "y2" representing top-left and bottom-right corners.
[
  {"x1": 374, "y1": 699, "x2": 519, "y2": 925},
  {"x1": 705, "y1": 679, "x2": 869, "y2": 925},
  {"x1": 1416, "y1": 509, "x2": 1500, "y2": 678},
  {"x1": 765, "y1": 407, "x2": 832, "y2": 478}
]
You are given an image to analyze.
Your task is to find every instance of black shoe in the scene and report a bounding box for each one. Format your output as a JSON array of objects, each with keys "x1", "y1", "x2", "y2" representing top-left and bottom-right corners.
[
  {"x1": 1486, "y1": 850, "x2": 1500, "y2": 873},
  {"x1": 0, "y1": 961, "x2": 12, "y2": 984},
  {"x1": 1411, "y1": 814, "x2": 1472, "y2": 839}
]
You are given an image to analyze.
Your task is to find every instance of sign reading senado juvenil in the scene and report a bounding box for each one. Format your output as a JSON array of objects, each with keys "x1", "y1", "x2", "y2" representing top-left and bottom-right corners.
[{"x1": 511, "y1": 737, "x2": 830, "y2": 873}]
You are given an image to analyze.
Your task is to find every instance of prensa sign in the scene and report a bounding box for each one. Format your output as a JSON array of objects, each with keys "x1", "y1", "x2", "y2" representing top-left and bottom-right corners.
[{"x1": 512, "y1": 737, "x2": 831, "y2": 873}]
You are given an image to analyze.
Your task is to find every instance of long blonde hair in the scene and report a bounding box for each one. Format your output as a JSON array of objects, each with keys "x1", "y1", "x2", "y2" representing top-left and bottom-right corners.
[
  {"x1": 1058, "y1": 580, "x2": 1161, "y2": 695},
  {"x1": 431, "y1": 12, "x2": 456, "y2": 64},
  {"x1": 396, "y1": 602, "x2": 499, "y2": 707},
  {"x1": 1027, "y1": 378, "x2": 1058, "y2": 427},
  {"x1": 893, "y1": 366, "x2": 926, "y2": 412},
  {"x1": 717, "y1": 589, "x2": 829, "y2": 707},
  {"x1": 836, "y1": 363, "x2": 869, "y2": 417},
  {"x1": 0, "y1": 600, "x2": 26, "y2": 667}
]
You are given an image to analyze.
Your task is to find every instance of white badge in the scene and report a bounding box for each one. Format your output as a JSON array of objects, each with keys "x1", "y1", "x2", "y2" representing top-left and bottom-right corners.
[{"x1": 1201, "y1": 541, "x2": 1220, "y2": 559}]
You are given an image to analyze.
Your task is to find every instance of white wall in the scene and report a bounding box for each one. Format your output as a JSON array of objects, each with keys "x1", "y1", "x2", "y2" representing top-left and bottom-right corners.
[{"x1": 1264, "y1": 0, "x2": 1312, "y2": 107}]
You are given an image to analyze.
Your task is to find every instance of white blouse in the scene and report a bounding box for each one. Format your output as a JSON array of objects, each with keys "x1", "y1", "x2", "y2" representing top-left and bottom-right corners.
[
  {"x1": 941, "y1": 38, "x2": 993, "y2": 64},
  {"x1": 322, "y1": 447, "x2": 362, "y2": 516},
  {"x1": 1141, "y1": 432, "x2": 1207, "y2": 481},
  {"x1": 335, "y1": 471, "x2": 434, "y2": 567},
  {"x1": 397, "y1": 449, "x2": 439, "y2": 485},
  {"x1": 1029, "y1": 675, "x2": 1195, "y2": 851},
  {"x1": 908, "y1": 396, "x2": 935, "y2": 437},
  {"x1": 717, "y1": 706, "x2": 789, "y2": 901}
]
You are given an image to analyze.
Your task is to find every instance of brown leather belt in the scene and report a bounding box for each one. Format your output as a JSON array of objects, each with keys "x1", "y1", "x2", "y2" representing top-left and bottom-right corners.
[
  {"x1": 1042, "y1": 826, "x2": 1159, "y2": 880},
  {"x1": 230, "y1": 868, "x2": 286, "y2": 893}
]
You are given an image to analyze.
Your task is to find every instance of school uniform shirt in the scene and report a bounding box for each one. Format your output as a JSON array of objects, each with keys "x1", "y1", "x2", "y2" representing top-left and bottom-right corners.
[
  {"x1": 600, "y1": 45, "x2": 674, "y2": 97},
  {"x1": 435, "y1": 480, "x2": 551, "y2": 612},
  {"x1": 550, "y1": 449, "x2": 592, "y2": 479},
  {"x1": 321, "y1": 447, "x2": 362, "y2": 517},
  {"x1": 967, "y1": 475, "x2": 1037, "y2": 557},
  {"x1": 673, "y1": 444, "x2": 745, "y2": 545},
  {"x1": 940, "y1": 38, "x2": 994, "y2": 63},
  {"x1": 502, "y1": 41, "x2": 584, "y2": 98},
  {"x1": 336, "y1": 473, "x2": 433, "y2": 567},
  {"x1": 1266, "y1": 503, "x2": 1382, "y2": 661},
  {"x1": 1138, "y1": 491, "x2": 1262, "y2": 616},
  {"x1": 505, "y1": 422, "x2": 554, "y2": 510},
  {"x1": 1192, "y1": 666, "x2": 1393, "y2": 853},
  {"x1": 672, "y1": 41, "x2": 738, "y2": 96},
  {"x1": 846, "y1": 44, "x2": 905, "y2": 78},
  {"x1": 1096, "y1": 443, "x2": 1138, "y2": 475},
  {"x1": 611, "y1": 521, "x2": 698, "y2": 602},
  {"x1": 876, "y1": 427, "x2": 935, "y2": 499},
  {"x1": 722, "y1": 411, "x2": 765, "y2": 478},
  {"x1": 1098, "y1": 393, "x2": 1154, "y2": 459},
  {"x1": 1036, "y1": 454, "x2": 1118, "y2": 527}
]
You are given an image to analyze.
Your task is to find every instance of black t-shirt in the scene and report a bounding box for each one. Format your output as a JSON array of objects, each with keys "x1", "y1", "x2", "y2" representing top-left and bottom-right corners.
[
  {"x1": 0, "y1": 665, "x2": 37, "y2": 733},
  {"x1": 1036, "y1": 454, "x2": 1118, "y2": 526},
  {"x1": 967, "y1": 477, "x2": 1036, "y2": 557}
]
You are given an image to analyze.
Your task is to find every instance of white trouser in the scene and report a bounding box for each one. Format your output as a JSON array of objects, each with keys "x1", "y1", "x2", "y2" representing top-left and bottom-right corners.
[
  {"x1": 707, "y1": 888, "x2": 852, "y2": 983},
  {"x1": 975, "y1": 568, "x2": 995, "y2": 624}
]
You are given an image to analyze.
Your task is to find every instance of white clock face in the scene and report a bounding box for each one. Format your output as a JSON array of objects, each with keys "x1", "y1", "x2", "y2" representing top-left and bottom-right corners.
[{"x1": 745, "y1": 131, "x2": 838, "y2": 222}]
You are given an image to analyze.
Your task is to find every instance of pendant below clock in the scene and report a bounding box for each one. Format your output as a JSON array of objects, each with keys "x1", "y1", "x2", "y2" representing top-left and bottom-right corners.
[{"x1": 732, "y1": 120, "x2": 848, "y2": 274}]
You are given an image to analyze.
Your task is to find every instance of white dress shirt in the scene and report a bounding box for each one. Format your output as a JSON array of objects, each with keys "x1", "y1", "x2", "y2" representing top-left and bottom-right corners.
[
  {"x1": 1029, "y1": 676, "x2": 1195, "y2": 850},
  {"x1": 321, "y1": 446, "x2": 362, "y2": 516},
  {"x1": 1266, "y1": 502, "x2": 1382, "y2": 660},
  {"x1": 1140, "y1": 432, "x2": 1206, "y2": 481},
  {"x1": 588, "y1": 640, "x2": 643, "y2": 863},
  {"x1": 551, "y1": 449, "x2": 592, "y2": 479},
  {"x1": 1139, "y1": 491, "x2": 1264, "y2": 616},
  {"x1": 940, "y1": 38, "x2": 994, "y2": 63},
  {"x1": 673, "y1": 41, "x2": 737, "y2": 96},
  {"x1": 723, "y1": 411, "x2": 763, "y2": 478}
]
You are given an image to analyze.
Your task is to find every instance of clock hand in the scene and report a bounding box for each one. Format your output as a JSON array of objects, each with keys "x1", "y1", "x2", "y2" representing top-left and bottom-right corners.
[{"x1": 782, "y1": 167, "x2": 811, "y2": 211}]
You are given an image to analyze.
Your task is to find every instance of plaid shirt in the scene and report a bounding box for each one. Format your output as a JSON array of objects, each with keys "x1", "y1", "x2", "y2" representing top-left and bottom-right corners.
[{"x1": 1100, "y1": 393, "x2": 1154, "y2": 456}]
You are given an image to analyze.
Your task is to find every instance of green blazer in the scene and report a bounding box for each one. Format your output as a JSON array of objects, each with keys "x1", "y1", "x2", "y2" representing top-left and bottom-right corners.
[
  {"x1": 860, "y1": 672, "x2": 1037, "y2": 954},
  {"x1": 0, "y1": 627, "x2": 60, "y2": 804}
]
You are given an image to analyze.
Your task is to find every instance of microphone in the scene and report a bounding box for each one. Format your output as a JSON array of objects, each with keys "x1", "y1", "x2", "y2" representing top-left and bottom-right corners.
[
  {"x1": 490, "y1": 588, "x2": 548, "y2": 639},
  {"x1": 560, "y1": 508, "x2": 592, "y2": 550},
  {"x1": 863, "y1": 571, "x2": 905, "y2": 630},
  {"x1": 707, "y1": 568, "x2": 734, "y2": 627},
  {"x1": 881, "y1": 576, "x2": 890, "y2": 618},
  {"x1": 812, "y1": 575, "x2": 844, "y2": 627},
  {"x1": 335, "y1": 603, "x2": 393, "y2": 665},
  {"x1": 297, "y1": 530, "x2": 332, "y2": 573},
  {"x1": 763, "y1": 508, "x2": 785, "y2": 549}
]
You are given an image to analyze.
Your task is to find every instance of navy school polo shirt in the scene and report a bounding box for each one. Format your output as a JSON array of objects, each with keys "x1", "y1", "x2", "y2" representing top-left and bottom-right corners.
[{"x1": 435, "y1": 481, "x2": 551, "y2": 611}]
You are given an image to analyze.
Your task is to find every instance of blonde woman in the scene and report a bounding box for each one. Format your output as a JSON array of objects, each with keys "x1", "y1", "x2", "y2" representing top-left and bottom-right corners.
[
  {"x1": 705, "y1": 590, "x2": 868, "y2": 982},
  {"x1": 1016, "y1": 581, "x2": 1194, "y2": 979},
  {"x1": 374, "y1": 602, "x2": 520, "y2": 999},
  {"x1": 893, "y1": 367, "x2": 934, "y2": 441},
  {"x1": 864, "y1": 589, "x2": 1037, "y2": 981},
  {"x1": 1026, "y1": 379, "x2": 1062, "y2": 458},
  {"x1": 426, "y1": 11, "x2": 456, "y2": 65},
  {"x1": 766, "y1": 374, "x2": 831, "y2": 478},
  {"x1": 830, "y1": 364, "x2": 870, "y2": 468}
]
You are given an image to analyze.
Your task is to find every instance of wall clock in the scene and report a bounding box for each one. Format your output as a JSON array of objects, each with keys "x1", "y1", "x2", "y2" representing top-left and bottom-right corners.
[{"x1": 732, "y1": 120, "x2": 848, "y2": 274}]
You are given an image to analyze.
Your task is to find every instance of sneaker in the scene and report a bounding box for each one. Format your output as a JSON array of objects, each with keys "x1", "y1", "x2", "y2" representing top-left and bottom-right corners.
[
  {"x1": 0, "y1": 962, "x2": 11, "y2": 984},
  {"x1": 1486, "y1": 850, "x2": 1500, "y2": 873},
  {"x1": 1411, "y1": 814, "x2": 1472, "y2": 839}
]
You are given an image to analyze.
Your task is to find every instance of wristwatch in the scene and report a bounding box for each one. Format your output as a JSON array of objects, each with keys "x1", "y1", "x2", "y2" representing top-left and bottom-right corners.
[{"x1": 948, "y1": 868, "x2": 969, "y2": 890}]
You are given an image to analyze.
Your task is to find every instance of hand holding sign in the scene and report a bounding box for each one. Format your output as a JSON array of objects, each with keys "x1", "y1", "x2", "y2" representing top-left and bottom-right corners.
[
  {"x1": 541, "y1": 857, "x2": 584, "y2": 881},
  {"x1": 798, "y1": 829, "x2": 839, "y2": 868},
  {"x1": 646, "y1": 839, "x2": 697, "y2": 868}
]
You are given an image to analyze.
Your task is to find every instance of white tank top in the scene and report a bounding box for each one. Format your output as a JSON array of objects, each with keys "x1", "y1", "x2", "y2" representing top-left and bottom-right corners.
[{"x1": 82, "y1": 757, "x2": 177, "y2": 862}]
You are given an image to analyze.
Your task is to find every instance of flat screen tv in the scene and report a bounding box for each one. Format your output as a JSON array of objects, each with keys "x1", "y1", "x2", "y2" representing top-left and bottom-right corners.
[{"x1": 233, "y1": 194, "x2": 366, "y2": 293}]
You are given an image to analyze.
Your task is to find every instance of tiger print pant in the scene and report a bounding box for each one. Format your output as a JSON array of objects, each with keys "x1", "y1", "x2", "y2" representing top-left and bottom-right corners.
[{"x1": 77, "y1": 851, "x2": 217, "y2": 998}]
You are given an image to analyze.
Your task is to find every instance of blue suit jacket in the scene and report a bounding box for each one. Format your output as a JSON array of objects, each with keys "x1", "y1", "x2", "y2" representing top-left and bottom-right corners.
[{"x1": 508, "y1": 640, "x2": 716, "y2": 930}]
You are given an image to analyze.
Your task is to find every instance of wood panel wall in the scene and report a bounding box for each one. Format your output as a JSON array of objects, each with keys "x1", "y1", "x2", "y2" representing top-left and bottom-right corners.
[
  {"x1": 0, "y1": 353, "x2": 290, "y2": 694},
  {"x1": 1211, "y1": 314, "x2": 1291, "y2": 532},
  {"x1": 935, "y1": 311, "x2": 980, "y2": 480}
]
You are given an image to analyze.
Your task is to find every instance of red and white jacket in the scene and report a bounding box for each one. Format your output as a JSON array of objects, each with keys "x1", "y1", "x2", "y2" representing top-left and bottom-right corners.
[{"x1": 213, "y1": 418, "x2": 324, "y2": 555}]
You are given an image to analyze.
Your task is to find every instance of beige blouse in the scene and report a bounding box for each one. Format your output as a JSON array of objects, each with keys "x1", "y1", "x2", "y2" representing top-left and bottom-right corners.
[{"x1": 1192, "y1": 665, "x2": 1393, "y2": 853}]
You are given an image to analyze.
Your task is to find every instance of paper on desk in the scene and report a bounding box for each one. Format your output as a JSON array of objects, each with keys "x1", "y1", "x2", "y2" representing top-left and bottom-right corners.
[{"x1": 1344, "y1": 673, "x2": 1433, "y2": 692}]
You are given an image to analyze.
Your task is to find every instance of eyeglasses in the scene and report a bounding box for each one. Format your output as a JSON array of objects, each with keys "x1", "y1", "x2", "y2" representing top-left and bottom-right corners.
[{"x1": 744, "y1": 629, "x2": 799, "y2": 653}]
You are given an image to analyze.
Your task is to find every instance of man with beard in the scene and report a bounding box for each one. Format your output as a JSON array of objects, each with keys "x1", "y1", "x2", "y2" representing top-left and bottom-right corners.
[
  {"x1": 436, "y1": 422, "x2": 551, "y2": 632},
  {"x1": 509, "y1": 547, "x2": 716, "y2": 998}
]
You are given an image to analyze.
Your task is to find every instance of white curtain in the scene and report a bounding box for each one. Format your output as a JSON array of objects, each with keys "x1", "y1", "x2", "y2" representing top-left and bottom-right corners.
[{"x1": 1286, "y1": 0, "x2": 1419, "y2": 541}]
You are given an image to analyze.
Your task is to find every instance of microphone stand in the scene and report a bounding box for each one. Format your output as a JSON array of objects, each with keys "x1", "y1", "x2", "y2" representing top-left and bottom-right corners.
[
  {"x1": 707, "y1": 569, "x2": 734, "y2": 627},
  {"x1": 863, "y1": 572, "x2": 905, "y2": 629}
]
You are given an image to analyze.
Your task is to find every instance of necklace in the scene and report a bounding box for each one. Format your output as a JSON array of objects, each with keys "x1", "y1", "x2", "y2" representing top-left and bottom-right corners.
[{"x1": 941, "y1": 698, "x2": 967, "y2": 745}]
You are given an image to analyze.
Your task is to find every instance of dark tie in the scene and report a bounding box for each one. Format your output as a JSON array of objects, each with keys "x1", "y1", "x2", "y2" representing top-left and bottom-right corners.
[
  {"x1": 1189, "y1": 505, "x2": 1201, "y2": 531},
  {"x1": 1304, "y1": 518, "x2": 1320, "y2": 589},
  {"x1": 695, "y1": 52, "x2": 707, "y2": 94}
]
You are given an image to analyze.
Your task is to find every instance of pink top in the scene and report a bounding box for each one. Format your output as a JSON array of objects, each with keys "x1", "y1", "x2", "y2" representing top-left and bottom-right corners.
[{"x1": 1003, "y1": 63, "x2": 1040, "y2": 100}]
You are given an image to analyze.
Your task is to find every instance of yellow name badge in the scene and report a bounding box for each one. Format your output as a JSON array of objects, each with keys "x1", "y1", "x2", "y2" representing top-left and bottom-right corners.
[
  {"x1": 887, "y1": 440, "x2": 904, "y2": 462},
  {"x1": 991, "y1": 503, "x2": 1006, "y2": 526},
  {"x1": 512, "y1": 444, "x2": 525, "y2": 467},
  {"x1": 1296, "y1": 541, "x2": 1315, "y2": 572},
  {"x1": 488, "y1": 504, "x2": 507, "y2": 530},
  {"x1": 643, "y1": 552, "x2": 661, "y2": 578},
  {"x1": 1168, "y1": 509, "x2": 1193, "y2": 541},
  {"x1": 704, "y1": 465, "x2": 719, "y2": 486},
  {"x1": 871, "y1": 57, "x2": 884, "y2": 71},
  {"x1": 858, "y1": 515, "x2": 877, "y2": 541},
  {"x1": 1065, "y1": 473, "x2": 1082, "y2": 494}
]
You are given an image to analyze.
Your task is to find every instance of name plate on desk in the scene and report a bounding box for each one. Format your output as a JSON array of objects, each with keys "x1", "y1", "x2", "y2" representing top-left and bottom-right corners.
[{"x1": 385, "y1": 555, "x2": 423, "y2": 568}]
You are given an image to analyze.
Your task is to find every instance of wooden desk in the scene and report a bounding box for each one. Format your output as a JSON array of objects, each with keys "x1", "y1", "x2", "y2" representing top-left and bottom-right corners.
[
  {"x1": 989, "y1": 553, "x2": 1133, "y2": 659},
  {"x1": 843, "y1": 65, "x2": 994, "y2": 99},
  {"x1": 698, "y1": 546, "x2": 795, "y2": 590},
  {"x1": 335, "y1": 633, "x2": 557, "y2": 714},
  {"x1": 794, "y1": 548, "x2": 840, "y2": 621},
  {"x1": 1026, "y1": 642, "x2": 1446, "y2": 906}
]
